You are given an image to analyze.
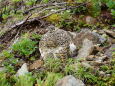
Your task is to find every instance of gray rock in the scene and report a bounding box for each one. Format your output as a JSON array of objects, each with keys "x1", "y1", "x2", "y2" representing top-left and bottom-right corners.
[
  {"x1": 0, "y1": 67, "x2": 5, "y2": 72},
  {"x1": 55, "y1": 75, "x2": 85, "y2": 86},
  {"x1": 92, "y1": 32, "x2": 106, "y2": 44},
  {"x1": 99, "y1": 71, "x2": 105, "y2": 77},
  {"x1": 73, "y1": 29, "x2": 105, "y2": 47},
  {"x1": 94, "y1": 55, "x2": 107, "y2": 62},
  {"x1": 76, "y1": 39, "x2": 94, "y2": 58},
  {"x1": 16, "y1": 63, "x2": 28, "y2": 76},
  {"x1": 104, "y1": 44, "x2": 115, "y2": 58}
]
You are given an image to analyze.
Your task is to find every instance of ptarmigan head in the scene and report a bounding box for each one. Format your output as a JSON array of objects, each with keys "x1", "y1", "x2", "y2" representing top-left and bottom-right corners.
[{"x1": 46, "y1": 25, "x2": 58, "y2": 33}]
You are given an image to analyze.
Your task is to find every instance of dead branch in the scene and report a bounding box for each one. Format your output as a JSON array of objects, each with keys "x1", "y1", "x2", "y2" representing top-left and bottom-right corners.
[
  {"x1": 11, "y1": 2, "x2": 87, "y2": 29},
  {"x1": 37, "y1": 5, "x2": 64, "y2": 14},
  {"x1": 24, "y1": 2, "x2": 82, "y2": 14},
  {"x1": 40, "y1": 2, "x2": 87, "y2": 19},
  {"x1": 11, "y1": 14, "x2": 32, "y2": 29}
]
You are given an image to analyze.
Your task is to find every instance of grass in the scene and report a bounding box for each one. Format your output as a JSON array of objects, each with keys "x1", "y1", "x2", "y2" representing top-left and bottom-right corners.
[
  {"x1": 0, "y1": 72, "x2": 11, "y2": 86},
  {"x1": 0, "y1": 31, "x2": 114, "y2": 86},
  {"x1": 0, "y1": 57, "x2": 115, "y2": 86},
  {"x1": 14, "y1": 74, "x2": 35, "y2": 86}
]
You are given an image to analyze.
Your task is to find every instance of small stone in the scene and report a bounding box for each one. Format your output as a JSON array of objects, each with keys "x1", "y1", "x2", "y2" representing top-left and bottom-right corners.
[
  {"x1": 86, "y1": 55, "x2": 95, "y2": 61},
  {"x1": 108, "y1": 37, "x2": 115, "y2": 44},
  {"x1": 30, "y1": 60, "x2": 43, "y2": 70},
  {"x1": 104, "y1": 44, "x2": 115, "y2": 58},
  {"x1": 104, "y1": 30, "x2": 115, "y2": 38},
  {"x1": 99, "y1": 71, "x2": 105, "y2": 77},
  {"x1": 94, "y1": 56, "x2": 107, "y2": 62},
  {"x1": 85, "y1": 16, "x2": 97, "y2": 25},
  {"x1": 0, "y1": 67, "x2": 5, "y2": 72},
  {"x1": 92, "y1": 32, "x2": 106, "y2": 44},
  {"x1": 16, "y1": 63, "x2": 28, "y2": 76},
  {"x1": 89, "y1": 61, "x2": 103, "y2": 66},
  {"x1": 93, "y1": 30, "x2": 97, "y2": 33},
  {"x1": 55, "y1": 75, "x2": 85, "y2": 86},
  {"x1": 106, "y1": 74, "x2": 111, "y2": 77}
]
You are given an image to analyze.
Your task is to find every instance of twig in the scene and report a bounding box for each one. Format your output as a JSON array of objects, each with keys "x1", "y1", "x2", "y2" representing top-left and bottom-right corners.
[
  {"x1": 24, "y1": 2, "x2": 79, "y2": 14},
  {"x1": 11, "y1": 14, "x2": 32, "y2": 29},
  {"x1": 40, "y1": 2, "x2": 87, "y2": 19},
  {"x1": 37, "y1": 5, "x2": 64, "y2": 14},
  {"x1": 11, "y1": 2, "x2": 88, "y2": 29}
]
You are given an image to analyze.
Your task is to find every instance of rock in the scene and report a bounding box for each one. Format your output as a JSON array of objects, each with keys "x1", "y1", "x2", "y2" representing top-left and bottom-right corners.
[
  {"x1": 85, "y1": 16, "x2": 97, "y2": 25},
  {"x1": 99, "y1": 71, "x2": 105, "y2": 77},
  {"x1": 94, "y1": 55, "x2": 107, "y2": 62},
  {"x1": 30, "y1": 60, "x2": 43, "y2": 70},
  {"x1": 104, "y1": 44, "x2": 115, "y2": 58},
  {"x1": 89, "y1": 61, "x2": 103, "y2": 66},
  {"x1": 0, "y1": 67, "x2": 5, "y2": 72},
  {"x1": 108, "y1": 37, "x2": 115, "y2": 44},
  {"x1": 92, "y1": 32, "x2": 106, "y2": 44},
  {"x1": 73, "y1": 29, "x2": 106, "y2": 59},
  {"x1": 106, "y1": 74, "x2": 111, "y2": 77},
  {"x1": 73, "y1": 29, "x2": 105, "y2": 47},
  {"x1": 16, "y1": 63, "x2": 28, "y2": 76},
  {"x1": 76, "y1": 39, "x2": 94, "y2": 58},
  {"x1": 55, "y1": 75, "x2": 85, "y2": 86},
  {"x1": 86, "y1": 55, "x2": 95, "y2": 61},
  {"x1": 39, "y1": 25, "x2": 77, "y2": 59},
  {"x1": 104, "y1": 30, "x2": 115, "y2": 38},
  {"x1": 104, "y1": 30, "x2": 115, "y2": 44}
]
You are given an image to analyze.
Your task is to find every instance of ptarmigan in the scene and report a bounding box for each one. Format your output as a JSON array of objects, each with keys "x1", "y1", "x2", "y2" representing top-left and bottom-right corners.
[{"x1": 39, "y1": 25, "x2": 77, "y2": 60}]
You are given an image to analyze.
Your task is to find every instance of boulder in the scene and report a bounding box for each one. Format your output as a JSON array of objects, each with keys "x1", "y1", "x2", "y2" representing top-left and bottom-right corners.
[{"x1": 55, "y1": 75, "x2": 85, "y2": 86}]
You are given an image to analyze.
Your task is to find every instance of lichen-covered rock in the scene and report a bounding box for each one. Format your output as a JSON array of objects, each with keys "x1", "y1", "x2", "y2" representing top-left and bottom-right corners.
[
  {"x1": 39, "y1": 26, "x2": 77, "y2": 59},
  {"x1": 55, "y1": 75, "x2": 85, "y2": 86}
]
